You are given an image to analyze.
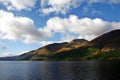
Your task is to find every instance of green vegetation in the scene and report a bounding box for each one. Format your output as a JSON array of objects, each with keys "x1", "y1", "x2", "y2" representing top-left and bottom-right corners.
[
  {"x1": 88, "y1": 48, "x2": 120, "y2": 60},
  {"x1": 46, "y1": 47, "x2": 120, "y2": 61},
  {"x1": 46, "y1": 46, "x2": 98, "y2": 60},
  {"x1": 16, "y1": 46, "x2": 120, "y2": 61}
]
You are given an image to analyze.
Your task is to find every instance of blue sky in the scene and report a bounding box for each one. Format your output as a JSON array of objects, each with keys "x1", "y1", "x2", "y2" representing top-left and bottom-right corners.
[{"x1": 0, "y1": 0, "x2": 120, "y2": 57}]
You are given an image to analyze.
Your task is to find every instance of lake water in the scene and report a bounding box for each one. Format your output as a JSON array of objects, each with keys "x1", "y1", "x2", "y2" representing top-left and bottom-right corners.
[{"x1": 0, "y1": 61, "x2": 120, "y2": 80}]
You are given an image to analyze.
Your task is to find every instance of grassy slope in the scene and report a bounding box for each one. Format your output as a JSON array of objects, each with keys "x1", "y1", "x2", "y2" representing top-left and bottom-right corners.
[
  {"x1": 16, "y1": 46, "x2": 120, "y2": 61},
  {"x1": 47, "y1": 47, "x2": 120, "y2": 61},
  {"x1": 46, "y1": 46, "x2": 98, "y2": 60}
]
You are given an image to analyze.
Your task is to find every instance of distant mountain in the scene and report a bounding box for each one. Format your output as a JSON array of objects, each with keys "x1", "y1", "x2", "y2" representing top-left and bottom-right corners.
[
  {"x1": 16, "y1": 39, "x2": 88, "y2": 60},
  {"x1": 0, "y1": 56, "x2": 16, "y2": 61}
]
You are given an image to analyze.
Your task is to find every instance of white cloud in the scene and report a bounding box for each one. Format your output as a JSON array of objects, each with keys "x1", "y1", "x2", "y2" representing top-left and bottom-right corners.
[
  {"x1": 0, "y1": 0, "x2": 119, "y2": 15},
  {"x1": 0, "y1": 10, "x2": 120, "y2": 44},
  {"x1": 39, "y1": 41, "x2": 54, "y2": 46},
  {"x1": 44, "y1": 15, "x2": 120, "y2": 41},
  {"x1": 108, "y1": 0, "x2": 120, "y2": 4},
  {"x1": 112, "y1": 22, "x2": 120, "y2": 29},
  {"x1": 61, "y1": 33, "x2": 76, "y2": 42},
  {"x1": 40, "y1": 0, "x2": 83, "y2": 14},
  {"x1": 87, "y1": 0, "x2": 105, "y2": 5},
  {"x1": 0, "y1": 0, "x2": 36, "y2": 11},
  {"x1": 39, "y1": 0, "x2": 120, "y2": 15},
  {"x1": 39, "y1": 40, "x2": 69, "y2": 47},
  {"x1": 86, "y1": 0, "x2": 120, "y2": 4},
  {"x1": 78, "y1": 35, "x2": 97, "y2": 41},
  {"x1": 0, "y1": 10, "x2": 52, "y2": 43}
]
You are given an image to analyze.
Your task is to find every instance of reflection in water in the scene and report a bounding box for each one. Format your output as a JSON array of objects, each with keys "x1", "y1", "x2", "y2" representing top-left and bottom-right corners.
[{"x1": 0, "y1": 61, "x2": 120, "y2": 80}]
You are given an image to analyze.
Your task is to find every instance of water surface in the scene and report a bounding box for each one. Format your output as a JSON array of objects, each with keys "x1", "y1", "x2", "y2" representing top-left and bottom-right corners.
[{"x1": 0, "y1": 61, "x2": 120, "y2": 80}]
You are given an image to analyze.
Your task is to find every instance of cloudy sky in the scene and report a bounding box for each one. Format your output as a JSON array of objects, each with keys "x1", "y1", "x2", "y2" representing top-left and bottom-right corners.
[{"x1": 0, "y1": 0, "x2": 120, "y2": 57}]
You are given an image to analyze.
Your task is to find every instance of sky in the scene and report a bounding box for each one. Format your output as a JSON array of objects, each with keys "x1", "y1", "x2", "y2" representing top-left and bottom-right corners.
[{"x1": 0, "y1": 0, "x2": 120, "y2": 57}]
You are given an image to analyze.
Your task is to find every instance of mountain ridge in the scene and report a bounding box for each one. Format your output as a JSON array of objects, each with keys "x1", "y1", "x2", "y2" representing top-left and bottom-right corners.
[
  {"x1": 16, "y1": 39, "x2": 88, "y2": 60},
  {"x1": 1, "y1": 29, "x2": 120, "y2": 61},
  {"x1": 89, "y1": 29, "x2": 120, "y2": 51},
  {"x1": 46, "y1": 29, "x2": 120, "y2": 60}
]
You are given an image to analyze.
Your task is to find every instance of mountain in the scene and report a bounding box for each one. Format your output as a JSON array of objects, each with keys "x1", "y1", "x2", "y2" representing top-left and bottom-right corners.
[
  {"x1": 16, "y1": 42, "x2": 68, "y2": 60},
  {"x1": 48, "y1": 29, "x2": 120, "y2": 60},
  {"x1": 16, "y1": 39, "x2": 88, "y2": 60},
  {"x1": 0, "y1": 56, "x2": 16, "y2": 61},
  {"x1": 85, "y1": 29, "x2": 120, "y2": 60},
  {"x1": 3, "y1": 29, "x2": 120, "y2": 61},
  {"x1": 34, "y1": 42, "x2": 69, "y2": 55},
  {"x1": 56, "y1": 39, "x2": 88, "y2": 53},
  {"x1": 89, "y1": 30, "x2": 120, "y2": 51}
]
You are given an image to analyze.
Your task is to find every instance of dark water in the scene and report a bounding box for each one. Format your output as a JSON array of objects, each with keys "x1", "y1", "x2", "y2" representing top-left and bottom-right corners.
[{"x1": 0, "y1": 61, "x2": 120, "y2": 80}]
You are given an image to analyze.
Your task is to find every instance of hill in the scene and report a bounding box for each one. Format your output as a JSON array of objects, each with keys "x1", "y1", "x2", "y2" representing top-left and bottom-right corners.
[
  {"x1": 90, "y1": 29, "x2": 120, "y2": 51},
  {"x1": 16, "y1": 39, "x2": 88, "y2": 60},
  {"x1": 48, "y1": 29, "x2": 120, "y2": 60},
  {"x1": 56, "y1": 39, "x2": 88, "y2": 53},
  {"x1": 5, "y1": 29, "x2": 120, "y2": 61}
]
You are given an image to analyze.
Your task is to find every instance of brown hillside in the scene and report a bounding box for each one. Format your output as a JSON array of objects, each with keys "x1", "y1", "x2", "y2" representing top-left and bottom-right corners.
[{"x1": 89, "y1": 29, "x2": 120, "y2": 51}]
